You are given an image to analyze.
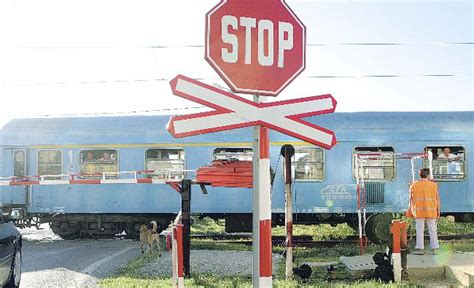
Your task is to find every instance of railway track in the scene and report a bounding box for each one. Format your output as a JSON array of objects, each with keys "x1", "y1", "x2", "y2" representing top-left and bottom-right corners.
[{"x1": 191, "y1": 233, "x2": 474, "y2": 247}]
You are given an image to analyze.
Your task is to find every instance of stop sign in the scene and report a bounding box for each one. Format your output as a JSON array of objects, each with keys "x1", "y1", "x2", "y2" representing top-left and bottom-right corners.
[{"x1": 205, "y1": 0, "x2": 306, "y2": 96}]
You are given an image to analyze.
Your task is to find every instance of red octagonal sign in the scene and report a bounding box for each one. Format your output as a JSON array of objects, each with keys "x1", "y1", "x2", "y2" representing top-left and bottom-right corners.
[{"x1": 205, "y1": 0, "x2": 306, "y2": 96}]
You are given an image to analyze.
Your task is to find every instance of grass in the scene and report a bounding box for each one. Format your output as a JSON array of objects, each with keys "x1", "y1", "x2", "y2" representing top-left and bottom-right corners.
[
  {"x1": 101, "y1": 239, "x2": 474, "y2": 287},
  {"x1": 273, "y1": 223, "x2": 355, "y2": 240},
  {"x1": 190, "y1": 217, "x2": 225, "y2": 234},
  {"x1": 100, "y1": 217, "x2": 474, "y2": 287},
  {"x1": 190, "y1": 216, "x2": 474, "y2": 240},
  {"x1": 191, "y1": 240, "x2": 251, "y2": 251}
]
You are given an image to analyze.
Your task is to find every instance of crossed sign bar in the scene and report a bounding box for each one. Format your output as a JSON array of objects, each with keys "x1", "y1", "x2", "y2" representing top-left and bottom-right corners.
[{"x1": 167, "y1": 75, "x2": 337, "y2": 149}]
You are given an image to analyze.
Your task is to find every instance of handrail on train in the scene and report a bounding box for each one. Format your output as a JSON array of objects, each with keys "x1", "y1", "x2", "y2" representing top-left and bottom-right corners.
[{"x1": 0, "y1": 169, "x2": 196, "y2": 185}]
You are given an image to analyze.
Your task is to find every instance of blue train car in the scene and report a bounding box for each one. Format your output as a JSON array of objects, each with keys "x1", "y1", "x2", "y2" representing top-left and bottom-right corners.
[{"x1": 0, "y1": 111, "x2": 472, "y2": 238}]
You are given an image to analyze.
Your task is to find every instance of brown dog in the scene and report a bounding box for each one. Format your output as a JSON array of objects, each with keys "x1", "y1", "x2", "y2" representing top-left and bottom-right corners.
[{"x1": 139, "y1": 221, "x2": 161, "y2": 256}]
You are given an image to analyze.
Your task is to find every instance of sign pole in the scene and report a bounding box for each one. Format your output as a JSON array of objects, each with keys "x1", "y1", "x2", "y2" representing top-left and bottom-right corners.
[
  {"x1": 180, "y1": 179, "x2": 192, "y2": 277},
  {"x1": 253, "y1": 95, "x2": 272, "y2": 287},
  {"x1": 281, "y1": 144, "x2": 295, "y2": 280}
]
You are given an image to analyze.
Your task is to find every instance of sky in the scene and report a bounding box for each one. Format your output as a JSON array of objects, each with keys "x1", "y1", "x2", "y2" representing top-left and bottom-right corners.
[{"x1": 0, "y1": 0, "x2": 472, "y2": 128}]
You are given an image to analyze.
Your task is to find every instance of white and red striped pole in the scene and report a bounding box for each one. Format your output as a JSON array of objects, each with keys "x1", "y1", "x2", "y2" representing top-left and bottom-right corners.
[
  {"x1": 390, "y1": 220, "x2": 404, "y2": 282},
  {"x1": 172, "y1": 224, "x2": 184, "y2": 288},
  {"x1": 253, "y1": 96, "x2": 272, "y2": 287},
  {"x1": 172, "y1": 226, "x2": 177, "y2": 286}
]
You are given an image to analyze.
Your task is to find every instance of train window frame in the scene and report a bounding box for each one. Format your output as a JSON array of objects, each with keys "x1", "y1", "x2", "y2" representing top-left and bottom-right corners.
[
  {"x1": 213, "y1": 147, "x2": 253, "y2": 161},
  {"x1": 79, "y1": 149, "x2": 119, "y2": 179},
  {"x1": 144, "y1": 148, "x2": 186, "y2": 180},
  {"x1": 352, "y1": 146, "x2": 396, "y2": 182},
  {"x1": 292, "y1": 147, "x2": 325, "y2": 182},
  {"x1": 37, "y1": 149, "x2": 63, "y2": 179},
  {"x1": 13, "y1": 150, "x2": 26, "y2": 177},
  {"x1": 424, "y1": 145, "x2": 466, "y2": 182}
]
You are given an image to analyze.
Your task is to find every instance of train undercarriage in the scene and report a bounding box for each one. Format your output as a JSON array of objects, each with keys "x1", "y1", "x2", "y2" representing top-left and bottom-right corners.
[
  {"x1": 10, "y1": 210, "x2": 474, "y2": 241},
  {"x1": 14, "y1": 213, "x2": 176, "y2": 240}
]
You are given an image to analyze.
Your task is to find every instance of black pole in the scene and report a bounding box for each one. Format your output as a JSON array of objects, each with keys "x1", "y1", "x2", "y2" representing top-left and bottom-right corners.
[
  {"x1": 181, "y1": 179, "x2": 192, "y2": 277},
  {"x1": 280, "y1": 144, "x2": 295, "y2": 184},
  {"x1": 280, "y1": 144, "x2": 295, "y2": 278}
]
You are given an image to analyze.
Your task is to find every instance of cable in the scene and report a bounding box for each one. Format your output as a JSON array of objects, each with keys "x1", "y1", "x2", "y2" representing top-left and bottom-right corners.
[
  {"x1": 12, "y1": 73, "x2": 474, "y2": 86},
  {"x1": 16, "y1": 42, "x2": 474, "y2": 49},
  {"x1": 20, "y1": 106, "x2": 206, "y2": 118},
  {"x1": 307, "y1": 74, "x2": 474, "y2": 78}
]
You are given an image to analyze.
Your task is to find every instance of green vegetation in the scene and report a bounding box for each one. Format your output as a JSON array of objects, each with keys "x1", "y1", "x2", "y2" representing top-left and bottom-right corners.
[
  {"x1": 191, "y1": 240, "x2": 251, "y2": 251},
  {"x1": 112, "y1": 253, "x2": 159, "y2": 278},
  {"x1": 100, "y1": 217, "x2": 474, "y2": 287},
  {"x1": 101, "y1": 239, "x2": 474, "y2": 287},
  {"x1": 190, "y1": 217, "x2": 225, "y2": 234},
  {"x1": 422, "y1": 216, "x2": 474, "y2": 235},
  {"x1": 273, "y1": 223, "x2": 355, "y2": 240},
  {"x1": 190, "y1": 216, "x2": 474, "y2": 240}
]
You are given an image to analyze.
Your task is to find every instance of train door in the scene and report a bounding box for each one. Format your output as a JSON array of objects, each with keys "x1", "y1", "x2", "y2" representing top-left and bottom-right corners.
[{"x1": 1, "y1": 148, "x2": 29, "y2": 206}]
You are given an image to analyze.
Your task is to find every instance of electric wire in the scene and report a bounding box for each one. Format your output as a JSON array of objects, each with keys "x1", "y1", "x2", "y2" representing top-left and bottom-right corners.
[
  {"x1": 13, "y1": 73, "x2": 474, "y2": 86},
  {"x1": 16, "y1": 41, "x2": 474, "y2": 49},
  {"x1": 18, "y1": 106, "x2": 207, "y2": 118}
]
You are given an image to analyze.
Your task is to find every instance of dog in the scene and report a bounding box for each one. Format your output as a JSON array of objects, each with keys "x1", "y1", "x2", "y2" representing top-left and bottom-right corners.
[{"x1": 139, "y1": 220, "x2": 161, "y2": 256}]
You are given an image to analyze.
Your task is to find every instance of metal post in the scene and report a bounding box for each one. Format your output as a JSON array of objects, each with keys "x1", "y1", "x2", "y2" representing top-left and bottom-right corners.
[
  {"x1": 180, "y1": 179, "x2": 192, "y2": 277},
  {"x1": 281, "y1": 144, "x2": 295, "y2": 280},
  {"x1": 400, "y1": 221, "x2": 408, "y2": 280},
  {"x1": 176, "y1": 224, "x2": 185, "y2": 288},
  {"x1": 355, "y1": 155, "x2": 364, "y2": 255},
  {"x1": 172, "y1": 225, "x2": 177, "y2": 287},
  {"x1": 390, "y1": 220, "x2": 402, "y2": 282},
  {"x1": 253, "y1": 95, "x2": 272, "y2": 288},
  {"x1": 427, "y1": 150, "x2": 434, "y2": 180}
]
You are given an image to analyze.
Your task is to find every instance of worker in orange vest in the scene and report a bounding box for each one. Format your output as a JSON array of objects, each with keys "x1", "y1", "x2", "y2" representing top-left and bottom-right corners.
[{"x1": 406, "y1": 168, "x2": 440, "y2": 255}]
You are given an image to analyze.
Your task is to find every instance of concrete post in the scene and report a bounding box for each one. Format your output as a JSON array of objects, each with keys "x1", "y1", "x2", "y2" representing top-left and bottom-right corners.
[{"x1": 252, "y1": 96, "x2": 272, "y2": 288}]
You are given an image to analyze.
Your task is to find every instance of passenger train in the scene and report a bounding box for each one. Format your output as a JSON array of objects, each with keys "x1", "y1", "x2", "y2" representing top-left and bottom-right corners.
[{"x1": 0, "y1": 111, "x2": 472, "y2": 239}]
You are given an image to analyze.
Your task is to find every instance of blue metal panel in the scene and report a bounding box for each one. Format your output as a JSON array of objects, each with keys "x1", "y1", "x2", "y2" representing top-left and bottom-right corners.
[
  {"x1": 1, "y1": 148, "x2": 28, "y2": 205},
  {"x1": 0, "y1": 112, "x2": 472, "y2": 216},
  {"x1": 28, "y1": 184, "x2": 182, "y2": 214}
]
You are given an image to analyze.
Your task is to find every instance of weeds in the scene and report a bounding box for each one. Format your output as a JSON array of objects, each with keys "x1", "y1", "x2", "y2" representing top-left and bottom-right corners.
[{"x1": 100, "y1": 218, "x2": 474, "y2": 287}]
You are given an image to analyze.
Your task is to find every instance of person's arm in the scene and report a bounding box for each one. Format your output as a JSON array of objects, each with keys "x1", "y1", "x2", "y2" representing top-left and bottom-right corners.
[{"x1": 406, "y1": 183, "x2": 415, "y2": 218}]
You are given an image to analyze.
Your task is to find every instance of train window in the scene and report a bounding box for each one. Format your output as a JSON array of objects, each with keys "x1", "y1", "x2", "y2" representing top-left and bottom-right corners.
[
  {"x1": 145, "y1": 149, "x2": 185, "y2": 180},
  {"x1": 13, "y1": 151, "x2": 26, "y2": 177},
  {"x1": 425, "y1": 146, "x2": 466, "y2": 181},
  {"x1": 293, "y1": 147, "x2": 324, "y2": 181},
  {"x1": 38, "y1": 150, "x2": 62, "y2": 179},
  {"x1": 80, "y1": 149, "x2": 118, "y2": 179},
  {"x1": 353, "y1": 147, "x2": 395, "y2": 181},
  {"x1": 213, "y1": 148, "x2": 253, "y2": 161}
]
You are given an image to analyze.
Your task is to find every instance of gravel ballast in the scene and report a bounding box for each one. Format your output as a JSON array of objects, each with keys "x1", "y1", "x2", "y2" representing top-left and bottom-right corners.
[{"x1": 139, "y1": 250, "x2": 283, "y2": 277}]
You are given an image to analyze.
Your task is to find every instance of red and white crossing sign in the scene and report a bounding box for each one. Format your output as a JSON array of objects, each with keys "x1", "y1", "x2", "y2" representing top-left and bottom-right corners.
[
  {"x1": 167, "y1": 75, "x2": 337, "y2": 149},
  {"x1": 205, "y1": 0, "x2": 306, "y2": 96}
]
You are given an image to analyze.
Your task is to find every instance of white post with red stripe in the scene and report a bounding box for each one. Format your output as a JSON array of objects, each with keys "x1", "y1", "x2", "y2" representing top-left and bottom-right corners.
[
  {"x1": 390, "y1": 220, "x2": 408, "y2": 282},
  {"x1": 172, "y1": 212, "x2": 184, "y2": 288},
  {"x1": 252, "y1": 96, "x2": 272, "y2": 288}
]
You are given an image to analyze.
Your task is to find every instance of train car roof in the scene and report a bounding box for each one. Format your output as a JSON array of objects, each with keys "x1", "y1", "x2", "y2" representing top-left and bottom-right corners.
[{"x1": 1, "y1": 111, "x2": 472, "y2": 146}]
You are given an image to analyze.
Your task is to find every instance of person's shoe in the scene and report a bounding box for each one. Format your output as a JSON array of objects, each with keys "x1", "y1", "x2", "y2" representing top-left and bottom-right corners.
[
  {"x1": 413, "y1": 249, "x2": 424, "y2": 255},
  {"x1": 428, "y1": 249, "x2": 439, "y2": 255}
]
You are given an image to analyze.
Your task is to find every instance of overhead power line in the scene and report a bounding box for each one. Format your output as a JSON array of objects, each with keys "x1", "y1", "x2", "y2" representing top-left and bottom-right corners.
[
  {"x1": 13, "y1": 73, "x2": 474, "y2": 86},
  {"x1": 19, "y1": 106, "x2": 208, "y2": 119},
  {"x1": 15, "y1": 41, "x2": 474, "y2": 49}
]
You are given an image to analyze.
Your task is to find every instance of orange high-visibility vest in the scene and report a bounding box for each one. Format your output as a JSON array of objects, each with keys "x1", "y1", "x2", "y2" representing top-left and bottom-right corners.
[{"x1": 408, "y1": 179, "x2": 440, "y2": 219}]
